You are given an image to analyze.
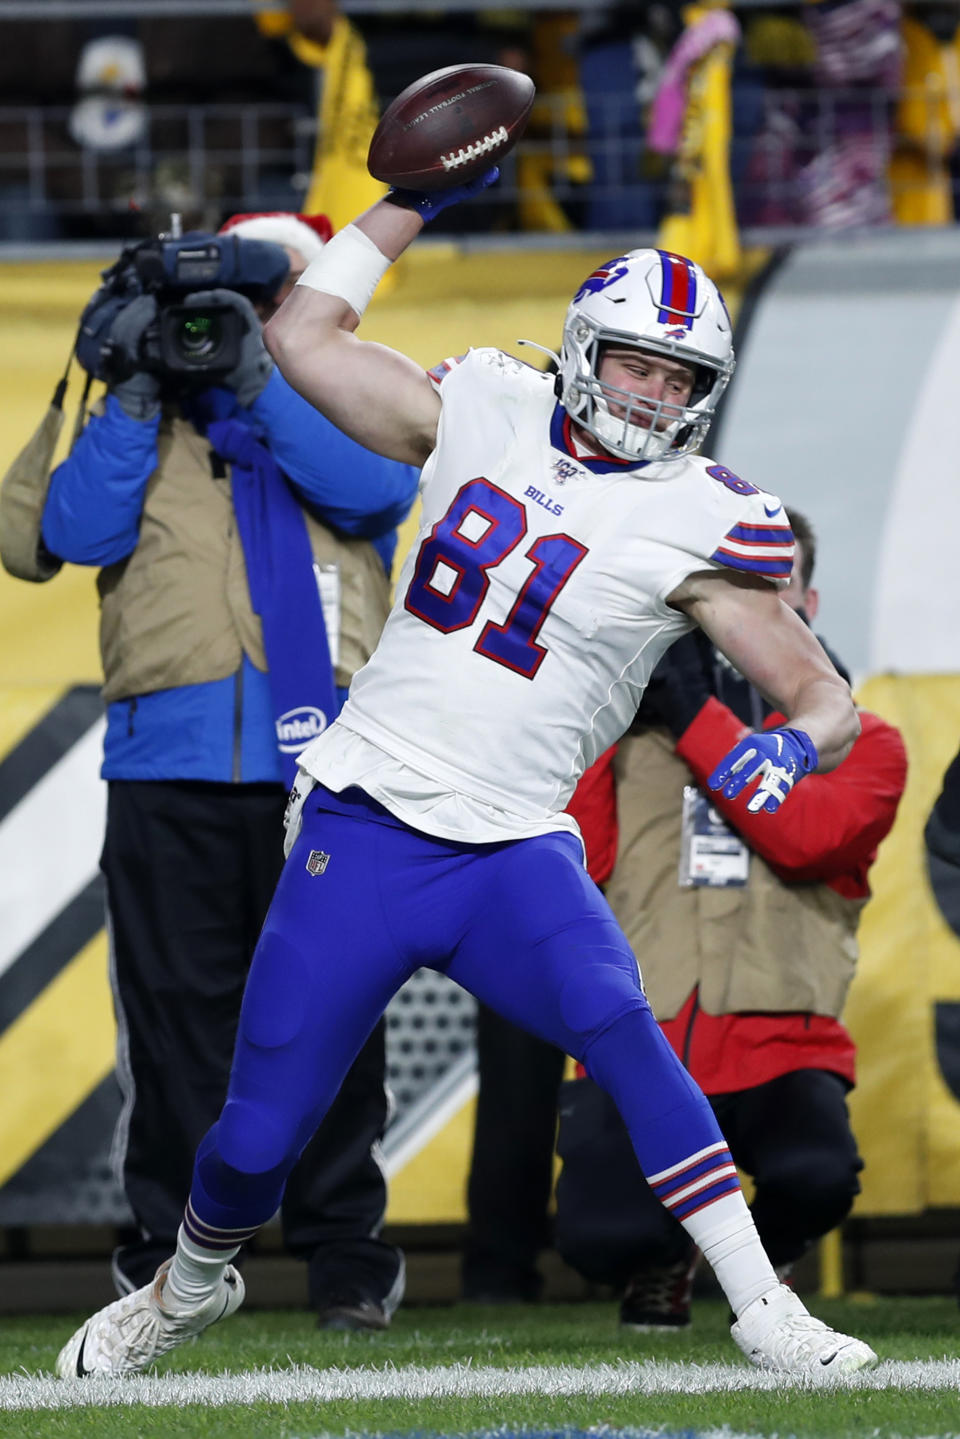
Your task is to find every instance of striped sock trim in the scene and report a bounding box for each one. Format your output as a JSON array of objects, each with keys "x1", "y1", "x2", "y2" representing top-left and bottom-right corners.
[
  {"x1": 659, "y1": 1162, "x2": 740, "y2": 1208},
  {"x1": 647, "y1": 1140, "x2": 729, "y2": 1185},
  {"x1": 669, "y1": 1174, "x2": 743, "y2": 1221},
  {"x1": 183, "y1": 1200, "x2": 259, "y2": 1253},
  {"x1": 649, "y1": 1145, "x2": 742, "y2": 1221}
]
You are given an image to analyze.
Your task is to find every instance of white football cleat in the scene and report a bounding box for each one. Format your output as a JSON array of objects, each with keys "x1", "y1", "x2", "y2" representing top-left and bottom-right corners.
[
  {"x1": 56, "y1": 1258, "x2": 244, "y2": 1378},
  {"x1": 731, "y1": 1284, "x2": 878, "y2": 1377}
]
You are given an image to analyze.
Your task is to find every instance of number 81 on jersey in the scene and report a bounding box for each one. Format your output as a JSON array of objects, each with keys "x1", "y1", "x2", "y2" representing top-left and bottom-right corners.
[{"x1": 404, "y1": 478, "x2": 588, "y2": 680}]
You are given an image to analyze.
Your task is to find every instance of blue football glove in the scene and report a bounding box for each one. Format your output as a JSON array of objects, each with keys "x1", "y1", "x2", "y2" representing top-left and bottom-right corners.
[
  {"x1": 386, "y1": 165, "x2": 500, "y2": 223},
  {"x1": 708, "y1": 727, "x2": 819, "y2": 815}
]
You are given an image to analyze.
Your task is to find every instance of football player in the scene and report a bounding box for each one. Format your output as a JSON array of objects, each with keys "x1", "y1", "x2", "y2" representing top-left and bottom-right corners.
[{"x1": 56, "y1": 173, "x2": 876, "y2": 1380}]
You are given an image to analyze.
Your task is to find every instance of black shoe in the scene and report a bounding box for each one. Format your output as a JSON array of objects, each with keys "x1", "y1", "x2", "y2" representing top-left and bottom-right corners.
[
  {"x1": 316, "y1": 1296, "x2": 390, "y2": 1331},
  {"x1": 619, "y1": 1251, "x2": 699, "y2": 1331}
]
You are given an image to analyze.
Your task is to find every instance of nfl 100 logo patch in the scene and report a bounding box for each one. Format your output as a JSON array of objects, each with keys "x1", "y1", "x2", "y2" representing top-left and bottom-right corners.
[{"x1": 306, "y1": 849, "x2": 330, "y2": 876}]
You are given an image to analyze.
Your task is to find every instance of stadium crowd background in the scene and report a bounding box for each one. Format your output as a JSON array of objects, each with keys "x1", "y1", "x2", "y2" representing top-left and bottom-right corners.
[
  {"x1": 2, "y1": 0, "x2": 960, "y2": 1311},
  {"x1": 1, "y1": 1, "x2": 959, "y2": 249}
]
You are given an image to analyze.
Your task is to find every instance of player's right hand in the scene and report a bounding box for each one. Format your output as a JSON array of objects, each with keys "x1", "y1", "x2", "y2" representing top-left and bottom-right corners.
[
  {"x1": 386, "y1": 166, "x2": 500, "y2": 224},
  {"x1": 708, "y1": 727, "x2": 818, "y2": 815}
]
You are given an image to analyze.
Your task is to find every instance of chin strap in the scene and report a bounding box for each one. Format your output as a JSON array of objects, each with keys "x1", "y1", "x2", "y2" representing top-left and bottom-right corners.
[{"x1": 516, "y1": 339, "x2": 564, "y2": 397}]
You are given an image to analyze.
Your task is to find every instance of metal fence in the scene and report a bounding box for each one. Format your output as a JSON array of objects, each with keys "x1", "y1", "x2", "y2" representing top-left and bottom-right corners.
[{"x1": 0, "y1": 82, "x2": 953, "y2": 243}]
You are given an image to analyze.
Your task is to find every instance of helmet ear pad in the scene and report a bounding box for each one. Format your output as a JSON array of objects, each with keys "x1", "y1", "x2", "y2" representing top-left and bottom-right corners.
[{"x1": 689, "y1": 364, "x2": 714, "y2": 408}]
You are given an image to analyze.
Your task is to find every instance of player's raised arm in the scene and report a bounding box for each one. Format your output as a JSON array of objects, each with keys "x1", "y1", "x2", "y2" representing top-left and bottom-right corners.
[
  {"x1": 265, "y1": 62, "x2": 533, "y2": 468},
  {"x1": 668, "y1": 568, "x2": 860, "y2": 813},
  {"x1": 263, "y1": 197, "x2": 438, "y2": 467},
  {"x1": 264, "y1": 174, "x2": 500, "y2": 467}
]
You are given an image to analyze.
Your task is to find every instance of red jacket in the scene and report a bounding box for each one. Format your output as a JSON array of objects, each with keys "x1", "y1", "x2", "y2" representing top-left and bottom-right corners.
[{"x1": 574, "y1": 702, "x2": 908, "y2": 1093}]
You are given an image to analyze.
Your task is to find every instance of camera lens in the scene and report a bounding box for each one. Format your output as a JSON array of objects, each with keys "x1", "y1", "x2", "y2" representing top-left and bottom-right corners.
[{"x1": 175, "y1": 312, "x2": 223, "y2": 362}]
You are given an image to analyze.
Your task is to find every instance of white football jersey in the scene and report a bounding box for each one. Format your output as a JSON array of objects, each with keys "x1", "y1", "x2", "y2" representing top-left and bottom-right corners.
[{"x1": 300, "y1": 349, "x2": 793, "y2": 844}]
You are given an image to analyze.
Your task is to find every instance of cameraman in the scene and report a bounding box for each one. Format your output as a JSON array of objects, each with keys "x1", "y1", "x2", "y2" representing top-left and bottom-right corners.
[{"x1": 37, "y1": 212, "x2": 418, "y2": 1330}]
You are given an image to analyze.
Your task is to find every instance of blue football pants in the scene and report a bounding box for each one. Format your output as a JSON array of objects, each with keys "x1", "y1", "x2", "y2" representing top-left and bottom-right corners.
[{"x1": 189, "y1": 783, "x2": 725, "y2": 1236}]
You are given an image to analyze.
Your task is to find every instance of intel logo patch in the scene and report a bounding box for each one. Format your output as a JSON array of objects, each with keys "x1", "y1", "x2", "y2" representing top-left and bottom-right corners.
[{"x1": 276, "y1": 706, "x2": 327, "y2": 753}]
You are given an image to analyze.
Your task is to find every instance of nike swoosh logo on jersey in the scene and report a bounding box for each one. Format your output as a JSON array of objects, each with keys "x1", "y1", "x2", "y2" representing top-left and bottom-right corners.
[{"x1": 764, "y1": 502, "x2": 782, "y2": 517}]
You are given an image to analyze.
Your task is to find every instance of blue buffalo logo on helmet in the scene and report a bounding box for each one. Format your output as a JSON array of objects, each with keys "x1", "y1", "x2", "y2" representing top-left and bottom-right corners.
[{"x1": 572, "y1": 258, "x2": 630, "y2": 304}]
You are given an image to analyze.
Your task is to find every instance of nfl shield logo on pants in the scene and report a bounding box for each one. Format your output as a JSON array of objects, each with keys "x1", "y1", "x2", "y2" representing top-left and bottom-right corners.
[{"x1": 306, "y1": 849, "x2": 330, "y2": 876}]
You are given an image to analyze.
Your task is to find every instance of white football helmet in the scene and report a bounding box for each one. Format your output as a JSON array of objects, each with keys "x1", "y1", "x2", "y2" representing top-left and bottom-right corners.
[{"x1": 558, "y1": 248, "x2": 736, "y2": 462}]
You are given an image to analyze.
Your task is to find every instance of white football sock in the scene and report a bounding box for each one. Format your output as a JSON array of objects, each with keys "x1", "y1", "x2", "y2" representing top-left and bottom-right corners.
[
  {"x1": 679, "y1": 1191, "x2": 781, "y2": 1317},
  {"x1": 164, "y1": 1224, "x2": 238, "y2": 1307}
]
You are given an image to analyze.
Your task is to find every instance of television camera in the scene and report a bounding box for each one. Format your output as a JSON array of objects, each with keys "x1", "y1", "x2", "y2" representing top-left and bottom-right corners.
[{"x1": 75, "y1": 230, "x2": 290, "y2": 385}]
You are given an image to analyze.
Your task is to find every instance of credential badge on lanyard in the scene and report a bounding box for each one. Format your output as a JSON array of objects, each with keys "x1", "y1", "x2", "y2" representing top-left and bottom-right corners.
[{"x1": 679, "y1": 785, "x2": 749, "y2": 888}]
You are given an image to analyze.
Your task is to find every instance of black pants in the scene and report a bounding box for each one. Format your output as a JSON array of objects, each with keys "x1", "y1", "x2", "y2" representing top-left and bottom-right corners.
[
  {"x1": 103, "y1": 779, "x2": 403, "y2": 1306},
  {"x1": 461, "y1": 1004, "x2": 565, "y2": 1300},
  {"x1": 555, "y1": 1068, "x2": 863, "y2": 1286}
]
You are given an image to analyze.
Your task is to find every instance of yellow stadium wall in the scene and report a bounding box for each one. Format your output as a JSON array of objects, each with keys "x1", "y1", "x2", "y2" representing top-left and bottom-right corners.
[
  {"x1": 2, "y1": 252, "x2": 960, "y2": 1226},
  {"x1": 846, "y1": 675, "x2": 960, "y2": 1215}
]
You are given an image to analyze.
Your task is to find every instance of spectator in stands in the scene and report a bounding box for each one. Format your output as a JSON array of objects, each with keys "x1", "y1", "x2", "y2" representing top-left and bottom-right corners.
[
  {"x1": 733, "y1": 11, "x2": 817, "y2": 229},
  {"x1": 795, "y1": 0, "x2": 902, "y2": 228},
  {"x1": 2, "y1": 212, "x2": 418, "y2": 1331},
  {"x1": 258, "y1": 1, "x2": 525, "y2": 234},
  {"x1": 461, "y1": 748, "x2": 618, "y2": 1304},
  {"x1": 554, "y1": 509, "x2": 907, "y2": 1327},
  {"x1": 647, "y1": 1, "x2": 743, "y2": 278},
  {"x1": 576, "y1": 4, "x2": 676, "y2": 232},
  {"x1": 892, "y1": 3, "x2": 960, "y2": 224}
]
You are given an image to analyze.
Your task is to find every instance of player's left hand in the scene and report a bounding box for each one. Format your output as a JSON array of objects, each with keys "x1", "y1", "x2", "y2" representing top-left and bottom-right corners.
[
  {"x1": 386, "y1": 166, "x2": 500, "y2": 223},
  {"x1": 708, "y1": 727, "x2": 818, "y2": 814}
]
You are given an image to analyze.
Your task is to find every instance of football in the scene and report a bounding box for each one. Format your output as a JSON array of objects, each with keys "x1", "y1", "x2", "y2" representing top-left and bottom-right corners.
[{"x1": 367, "y1": 63, "x2": 536, "y2": 192}]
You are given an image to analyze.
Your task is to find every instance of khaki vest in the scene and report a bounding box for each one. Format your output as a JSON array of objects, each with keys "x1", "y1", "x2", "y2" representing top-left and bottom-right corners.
[
  {"x1": 99, "y1": 414, "x2": 391, "y2": 705},
  {"x1": 606, "y1": 728, "x2": 864, "y2": 1020},
  {"x1": 97, "y1": 413, "x2": 390, "y2": 703},
  {"x1": 1, "y1": 405, "x2": 391, "y2": 702}
]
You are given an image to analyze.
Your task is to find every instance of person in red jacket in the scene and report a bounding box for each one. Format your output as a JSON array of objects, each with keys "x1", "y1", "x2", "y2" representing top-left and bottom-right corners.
[
  {"x1": 553, "y1": 508, "x2": 908, "y2": 1328},
  {"x1": 461, "y1": 747, "x2": 618, "y2": 1303}
]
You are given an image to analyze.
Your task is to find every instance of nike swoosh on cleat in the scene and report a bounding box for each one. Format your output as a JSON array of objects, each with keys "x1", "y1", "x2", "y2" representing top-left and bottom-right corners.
[
  {"x1": 75, "y1": 1328, "x2": 92, "y2": 1377},
  {"x1": 819, "y1": 1351, "x2": 839, "y2": 1366}
]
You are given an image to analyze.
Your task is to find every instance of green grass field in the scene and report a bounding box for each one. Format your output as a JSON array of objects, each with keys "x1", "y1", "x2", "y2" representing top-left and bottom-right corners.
[{"x1": 2, "y1": 1297, "x2": 959, "y2": 1439}]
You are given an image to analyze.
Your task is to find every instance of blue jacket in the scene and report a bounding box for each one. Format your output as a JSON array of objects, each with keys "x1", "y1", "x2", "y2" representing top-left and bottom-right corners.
[{"x1": 42, "y1": 370, "x2": 418, "y2": 783}]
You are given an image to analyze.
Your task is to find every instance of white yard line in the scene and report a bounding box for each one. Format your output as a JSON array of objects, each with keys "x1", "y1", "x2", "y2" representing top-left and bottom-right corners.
[{"x1": 1, "y1": 1358, "x2": 959, "y2": 1410}]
